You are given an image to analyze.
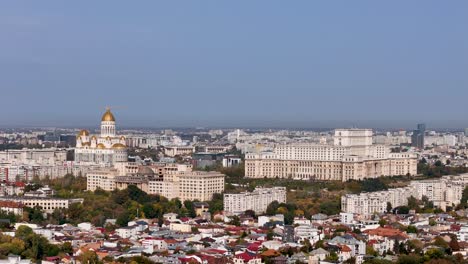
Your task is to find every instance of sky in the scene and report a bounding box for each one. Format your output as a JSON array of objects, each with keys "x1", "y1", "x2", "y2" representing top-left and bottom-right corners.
[{"x1": 0, "y1": 1, "x2": 467, "y2": 129}]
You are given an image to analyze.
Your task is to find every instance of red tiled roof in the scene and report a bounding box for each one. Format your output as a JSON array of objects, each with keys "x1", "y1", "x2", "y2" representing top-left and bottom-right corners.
[{"x1": 365, "y1": 227, "x2": 408, "y2": 238}]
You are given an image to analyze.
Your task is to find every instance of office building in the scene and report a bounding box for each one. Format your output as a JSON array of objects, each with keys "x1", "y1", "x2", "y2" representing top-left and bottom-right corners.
[{"x1": 411, "y1": 123, "x2": 426, "y2": 149}]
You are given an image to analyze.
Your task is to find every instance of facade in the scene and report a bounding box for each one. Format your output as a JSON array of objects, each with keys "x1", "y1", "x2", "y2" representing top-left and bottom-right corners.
[
  {"x1": 0, "y1": 201, "x2": 24, "y2": 215},
  {"x1": 86, "y1": 168, "x2": 120, "y2": 191},
  {"x1": 177, "y1": 171, "x2": 225, "y2": 201},
  {"x1": 0, "y1": 197, "x2": 83, "y2": 213},
  {"x1": 75, "y1": 108, "x2": 127, "y2": 165},
  {"x1": 411, "y1": 123, "x2": 426, "y2": 149},
  {"x1": 164, "y1": 146, "x2": 195, "y2": 157},
  {"x1": 224, "y1": 187, "x2": 287, "y2": 215},
  {"x1": 86, "y1": 165, "x2": 225, "y2": 201},
  {"x1": 342, "y1": 174, "x2": 468, "y2": 215},
  {"x1": 245, "y1": 129, "x2": 417, "y2": 181},
  {"x1": 222, "y1": 156, "x2": 242, "y2": 167}
]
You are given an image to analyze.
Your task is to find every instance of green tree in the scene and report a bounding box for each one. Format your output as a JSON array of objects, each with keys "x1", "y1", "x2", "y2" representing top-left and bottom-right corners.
[
  {"x1": 266, "y1": 201, "x2": 280, "y2": 216},
  {"x1": 386, "y1": 202, "x2": 393, "y2": 213},
  {"x1": 406, "y1": 225, "x2": 418, "y2": 234},
  {"x1": 79, "y1": 250, "x2": 102, "y2": 264}
]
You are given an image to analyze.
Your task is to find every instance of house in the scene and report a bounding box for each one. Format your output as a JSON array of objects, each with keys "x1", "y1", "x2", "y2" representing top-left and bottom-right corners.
[
  {"x1": 193, "y1": 202, "x2": 210, "y2": 216},
  {"x1": 233, "y1": 252, "x2": 262, "y2": 264},
  {"x1": 328, "y1": 234, "x2": 366, "y2": 256},
  {"x1": 309, "y1": 248, "x2": 330, "y2": 261},
  {"x1": 115, "y1": 226, "x2": 139, "y2": 239}
]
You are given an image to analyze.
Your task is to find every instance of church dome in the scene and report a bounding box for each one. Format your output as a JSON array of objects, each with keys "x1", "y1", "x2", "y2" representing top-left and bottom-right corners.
[
  {"x1": 79, "y1": 129, "x2": 90, "y2": 136},
  {"x1": 138, "y1": 166, "x2": 155, "y2": 176},
  {"x1": 97, "y1": 143, "x2": 106, "y2": 149},
  {"x1": 112, "y1": 143, "x2": 126, "y2": 149},
  {"x1": 101, "y1": 108, "x2": 116, "y2": 122}
]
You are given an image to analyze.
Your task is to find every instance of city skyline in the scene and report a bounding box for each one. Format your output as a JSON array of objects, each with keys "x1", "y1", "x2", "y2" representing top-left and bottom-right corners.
[{"x1": 1, "y1": 1, "x2": 467, "y2": 128}]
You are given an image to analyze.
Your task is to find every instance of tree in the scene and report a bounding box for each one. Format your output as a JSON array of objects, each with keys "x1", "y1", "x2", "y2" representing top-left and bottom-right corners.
[
  {"x1": 79, "y1": 250, "x2": 102, "y2": 264},
  {"x1": 183, "y1": 200, "x2": 196, "y2": 218},
  {"x1": 266, "y1": 201, "x2": 280, "y2": 216},
  {"x1": 460, "y1": 186, "x2": 468, "y2": 208},
  {"x1": 116, "y1": 210, "x2": 132, "y2": 227},
  {"x1": 244, "y1": 210, "x2": 256, "y2": 218},
  {"x1": 208, "y1": 193, "x2": 224, "y2": 214},
  {"x1": 395, "y1": 206, "x2": 410, "y2": 214},
  {"x1": 325, "y1": 252, "x2": 338, "y2": 262},
  {"x1": 266, "y1": 229, "x2": 274, "y2": 240},
  {"x1": 229, "y1": 215, "x2": 241, "y2": 226},
  {"x1": 386, "y1": 202, "x2": 393, "y2": 213},
  {"x1": 407, "y1": 196, "x2": 419, "y2": 210},
  {"x1": 406, "y1": 225, "x2": 418, "y2": 234},
  {"x1": 396, "y1": 254, "x2": 422, "y2": 264},
  {"x1": 379, "y1": 219, "x2": 387, "y2": 227}
]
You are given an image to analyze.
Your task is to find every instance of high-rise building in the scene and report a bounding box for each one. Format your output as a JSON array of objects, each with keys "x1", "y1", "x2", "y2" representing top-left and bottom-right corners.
[
  {"x1": 411, "y1": 123, "x2": 426, "y2": 149},
  {"x1": 464, "y1": 128, "x2": 468, "y2": 137}
]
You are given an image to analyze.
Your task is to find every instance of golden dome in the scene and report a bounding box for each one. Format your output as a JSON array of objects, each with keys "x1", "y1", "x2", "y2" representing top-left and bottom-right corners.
[
  {"x1": 120, "y1": 136, "x2": 126, "y2": 140},
  {"x1": 91, "y1": 136, "x2": 97, "y2": 140},
  {"x1": 112, "y1": 143, "x2": 126, "y2": 149},
  {"x1": 97, "y1": 143, "x2": 106, "y2": 149},
  {"x1": 82, "y1": 142, "x2": 91, "y2": 147},
  {"x1": 79, "y1": 129, "x2": 90, "y2": 136},
  {"x1": 101, "y1": 108, "x2": 116, "y2": 122}
]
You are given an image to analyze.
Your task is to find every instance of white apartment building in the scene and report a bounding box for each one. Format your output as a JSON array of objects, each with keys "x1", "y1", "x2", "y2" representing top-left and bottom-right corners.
[
  {"x1": 245, "y1": 129, "x2": 418, "y2": 181},
  {"x1": 86, "y1": 166, "x2": 225, "y2": 201},
  {"x1": 224, "y1": 187, "x2": 287, "y2": 215},
  {"x1": 86, "y1": 168, "x2": 120, "y2": 191},
  {"x1": 342, "y1": 174, "x2": 468, "y2": 215},
  {"x1": 177, "y1": 171, "x2": 225, "y2": 201}
]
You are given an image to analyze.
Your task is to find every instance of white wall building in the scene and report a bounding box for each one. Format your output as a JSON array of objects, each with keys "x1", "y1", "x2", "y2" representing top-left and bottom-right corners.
[
  {"x1": 224, "y1": 187, "x2": 286, "y2": 215},
  {"x1": 75, "y1": 108, "x2": 127, "y2": 165},
  {"x1": 245, "y1": 129, "x2": 418, "y2": 181}
]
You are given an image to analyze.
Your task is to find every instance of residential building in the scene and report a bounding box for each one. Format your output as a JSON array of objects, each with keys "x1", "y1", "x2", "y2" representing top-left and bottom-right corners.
[{"x1": 224, "y1": 187, "x2": 286, "y2": 215}]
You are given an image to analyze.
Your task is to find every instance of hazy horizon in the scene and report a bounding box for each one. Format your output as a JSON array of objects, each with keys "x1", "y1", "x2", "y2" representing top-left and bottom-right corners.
[{"x1": 1, "y1": 1, "x2": 467, "y2": 128}]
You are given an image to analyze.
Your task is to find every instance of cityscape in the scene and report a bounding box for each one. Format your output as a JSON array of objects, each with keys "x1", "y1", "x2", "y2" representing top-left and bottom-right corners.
[{"x1": 1, "y1": 1, "x2": 468, "y2": 264}]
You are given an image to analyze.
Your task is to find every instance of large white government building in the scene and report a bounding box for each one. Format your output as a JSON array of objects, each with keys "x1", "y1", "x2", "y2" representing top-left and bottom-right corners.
[
  {"x1": 245, "y1": 129, "x2": 418, "y2": 181},
  {"x1": 75, "y1": 108, "x2": 128, "y2": 165}
]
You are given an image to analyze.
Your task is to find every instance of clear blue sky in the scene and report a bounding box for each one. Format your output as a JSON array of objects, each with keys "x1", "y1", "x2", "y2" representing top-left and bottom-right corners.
[{"x1": 0, "y1": 1, "x2": 467, "y2": 129}]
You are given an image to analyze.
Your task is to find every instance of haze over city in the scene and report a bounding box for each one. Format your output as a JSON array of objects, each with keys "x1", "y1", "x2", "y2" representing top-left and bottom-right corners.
[{"x1": 1, "y1": 1, "x2": 467, "y2": 128}]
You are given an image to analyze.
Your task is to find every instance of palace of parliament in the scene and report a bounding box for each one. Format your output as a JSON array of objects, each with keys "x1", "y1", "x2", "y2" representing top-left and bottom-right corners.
[
  {"x1": 245, "y1": 129, "x2": 418, "y2": 181},
  {"x1": 75, "y1": 108, "x2": 128, "y2": 165}
]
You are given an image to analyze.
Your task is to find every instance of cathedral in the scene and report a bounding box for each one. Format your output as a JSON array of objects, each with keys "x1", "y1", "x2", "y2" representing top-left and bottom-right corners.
[{"x1": 75, "y1": 108, "x2": 128, "y2": 165}]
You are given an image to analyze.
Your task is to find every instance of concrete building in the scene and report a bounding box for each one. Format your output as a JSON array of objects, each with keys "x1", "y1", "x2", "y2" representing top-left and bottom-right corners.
[
  {"x1": 0, "y1": 201, "x2": 24, "y2": 215},
  {"x1": 342, "y1": 174, "x2": 468, "y2": 215},
  {"x1": 245, "y1": 129, "x2": 417, "y2": 181},
  {"x1": 411, "y1": 123, "x2": 426, "y2": 149},
  {"x1": 87, "y1": 166, "x2": 224, "y2": 201},
  {"x1": 222, "y1": 156, "x2": 242, "y2": 167},
  {"x1": 224, "y1": 187, "x2": 286, "y2": 215},
  {"x1": 164, "y1": 146, "x2": 195, "y2": 157},
  {"x1": 0, "y1": 197, "x2": 83, "y2": 214}
]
